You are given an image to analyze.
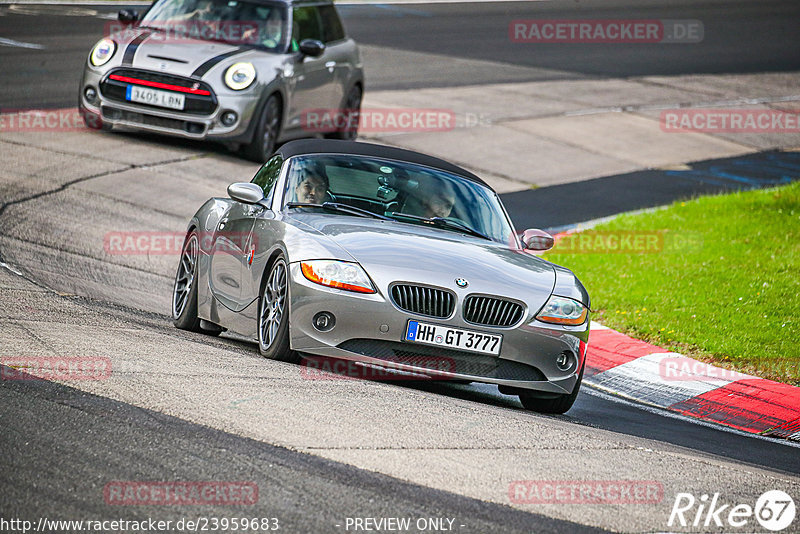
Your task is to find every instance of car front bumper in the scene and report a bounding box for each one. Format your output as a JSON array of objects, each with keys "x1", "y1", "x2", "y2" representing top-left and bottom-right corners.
[
  {"x1": 286, "y1": 263, "x2": 589, "y2": 395},
  {"x1": 80, "y1": 66, "x2": 261, "y2": 143}
]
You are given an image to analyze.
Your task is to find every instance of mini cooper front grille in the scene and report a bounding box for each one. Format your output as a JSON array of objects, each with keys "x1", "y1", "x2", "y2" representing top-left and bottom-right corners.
[
  {"x1": 337, "y1": 339, "x2": 546, "y2": 382},
  {"x1": 463, "y1": 296, "x2": 524, "y2": 327},
  {"x1": 390, "y1": 284, "x2": 455, "y2": 319},
  {"x1": 99, "y1": 68, "x2": 217, "y2": 115}
]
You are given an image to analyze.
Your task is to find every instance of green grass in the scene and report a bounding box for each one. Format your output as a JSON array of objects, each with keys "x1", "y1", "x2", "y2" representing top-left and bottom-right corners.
[{"x1": 544, "y1": 181, "x2": 800, "y2": 385}]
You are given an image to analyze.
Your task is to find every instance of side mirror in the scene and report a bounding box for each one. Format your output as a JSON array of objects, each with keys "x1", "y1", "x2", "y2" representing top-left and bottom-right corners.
[
  {"x1": 117, "y1": 9, "x2": 139, "y2": 24},
  {"x1": 298, "y1": 39, "x2": 325, "y2": 58},
  {"x1": 227, "y1": 182, "x2": 264, "y2": 204},
  {"x1": 521, "y1": 229, "x2": 555, "y2": 251}
]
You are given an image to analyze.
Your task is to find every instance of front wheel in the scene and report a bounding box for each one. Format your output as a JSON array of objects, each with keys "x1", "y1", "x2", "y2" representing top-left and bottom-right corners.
[
  {"x1": 172, "y1": 231, "x2": 221, "y2": 336},
  {"x1": 257, "y1": 256, "x2": 299, "y2": 363},
  {"x1": 519, "y1": 363, "x2": 584, "y2": 414},
  {"x1": 172, "y1": 232, "x2": 201, "y2": 331},
  {"x1": 242, "y1": 94, "x2": 281, "y2": 163}
]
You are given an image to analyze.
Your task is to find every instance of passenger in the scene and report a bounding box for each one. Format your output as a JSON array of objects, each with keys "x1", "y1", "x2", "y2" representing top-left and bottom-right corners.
[{"x1": 405, "y1": 179, "x2": 455, "y2": 219}]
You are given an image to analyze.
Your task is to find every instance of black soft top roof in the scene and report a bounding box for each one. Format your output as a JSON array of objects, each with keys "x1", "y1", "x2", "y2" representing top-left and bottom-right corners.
[{"x1": 276, "y1": 139, "x2": 489, "y2": 188}]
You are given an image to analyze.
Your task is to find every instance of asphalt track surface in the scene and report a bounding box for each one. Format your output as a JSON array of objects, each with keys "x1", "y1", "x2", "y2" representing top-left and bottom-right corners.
[{"x1": 2, "y1": 1, "x2": 800, "y2": 532}]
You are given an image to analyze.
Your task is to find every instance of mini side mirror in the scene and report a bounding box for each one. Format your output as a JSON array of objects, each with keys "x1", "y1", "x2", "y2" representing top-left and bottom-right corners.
[
  {"x1": 227, "y1": 182, "x2": 264, "y2": 204},
  {"x1": 298, "y1": 39, "x2": 326, "y2": 58},
  {"x1": 521, "y1": 229, "x2": 555, "y2": 251},
  {"x1": 118, "y1": 9, "x2": 139, "y2": 24}
]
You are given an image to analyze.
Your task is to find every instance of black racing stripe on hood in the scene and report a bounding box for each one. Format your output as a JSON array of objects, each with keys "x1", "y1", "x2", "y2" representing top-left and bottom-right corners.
[
  {"x1": 191, "y1": 47, "x2": 250, "y2": 78},
  {"x1": 121, "y1": 32, "x2": 151, "y2": 66}
]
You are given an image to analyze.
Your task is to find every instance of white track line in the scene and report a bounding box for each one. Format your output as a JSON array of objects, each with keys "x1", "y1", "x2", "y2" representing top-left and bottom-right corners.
[{"x1": 0, "y1": 36, "x2": 44, "y2": 49}]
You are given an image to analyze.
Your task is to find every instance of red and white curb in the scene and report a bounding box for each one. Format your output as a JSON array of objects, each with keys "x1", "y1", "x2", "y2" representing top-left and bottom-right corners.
[{"x1": 584, "y1": 322, "x2": 800, "y2": 441}]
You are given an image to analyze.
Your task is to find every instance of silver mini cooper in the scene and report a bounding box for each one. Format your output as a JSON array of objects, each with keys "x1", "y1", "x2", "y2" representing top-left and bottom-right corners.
[{"x1": 78, "y1": 0, "x2": 364, "y2": 161}]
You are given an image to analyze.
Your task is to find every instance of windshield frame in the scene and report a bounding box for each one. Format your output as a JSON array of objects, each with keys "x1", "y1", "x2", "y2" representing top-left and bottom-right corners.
[{"x1": 279, "y1": 153, "x2": 521, "y2": 246}]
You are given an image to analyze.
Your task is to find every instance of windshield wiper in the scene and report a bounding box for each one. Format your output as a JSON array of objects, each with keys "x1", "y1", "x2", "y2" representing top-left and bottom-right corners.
[
  {"x1": 387, "y1": 212, "x2": 491, "y2": 241},
  {"x1": 286, "y1": 202, "x2": 392, "y2": 221}
]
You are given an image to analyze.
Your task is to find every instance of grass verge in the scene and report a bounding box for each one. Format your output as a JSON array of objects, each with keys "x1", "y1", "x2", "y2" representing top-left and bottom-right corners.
[{"x1": 544, "y1": 181, "x2": 800, "y2": 385}]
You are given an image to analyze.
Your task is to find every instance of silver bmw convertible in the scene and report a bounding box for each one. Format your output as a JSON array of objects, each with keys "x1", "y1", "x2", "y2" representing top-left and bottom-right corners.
[
  {"x1": 79, "y1": 0, "x2": 363, "y2": 161},
  {"x1": 172, "y1": 140, "x2": 591, "y2": 413}
]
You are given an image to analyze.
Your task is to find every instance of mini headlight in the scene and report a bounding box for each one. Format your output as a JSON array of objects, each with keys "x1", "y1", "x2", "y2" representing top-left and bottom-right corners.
[
  {"x1": 535, "y1": 295, "x2": 588, "y2": 326},
  {"x1": 300, "y1": 260, "x2": 375, "y2": 294},
  {"x1": 90, "y1": 38, "x2": 117, "y2": 67},
  {"x1": 224, "y1": 62, "x2": 256, "y2": 91}
]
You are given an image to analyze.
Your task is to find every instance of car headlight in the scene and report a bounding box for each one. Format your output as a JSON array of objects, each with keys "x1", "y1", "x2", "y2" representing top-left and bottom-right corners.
[
  {"x1": 300, "y1": 260, "x2": 375, "y2": 294},
  {"x1": 224, "y1": 62, "x2": 256, "y2": 91},
  {"x1": 535, "y1": 295, "x2": 588, "y2": 326},
  {"x1": 90, "y1": 38, "x2": 117, "y2": 67}
]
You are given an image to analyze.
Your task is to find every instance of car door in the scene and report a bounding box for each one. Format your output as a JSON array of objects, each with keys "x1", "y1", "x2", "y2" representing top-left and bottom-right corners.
[
  {"x1": 287, "y1": 5, "x2": 337, "y2": 130},
  {"x1": 208, "y1": 202, "x2": 258, "y2": 312}
]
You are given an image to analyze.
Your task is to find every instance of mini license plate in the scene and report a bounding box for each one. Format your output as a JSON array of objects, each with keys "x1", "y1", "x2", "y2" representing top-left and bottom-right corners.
[
  {"x1": 126, "y1": 85, "x2": 185, "y2": 110},
  {"x1": 404, "y1": 320, "x2": 502, "y2": 355}
]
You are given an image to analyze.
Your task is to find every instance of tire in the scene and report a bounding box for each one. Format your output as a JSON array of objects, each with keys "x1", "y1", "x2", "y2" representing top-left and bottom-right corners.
[
  {"x1": 519, "y1": 362, "x2": 584, "y2": 414},
  {"x1": 172, "y1": 231, "x2": 202, "y2": 331},
  {"x1": 326, "y1": 84, "x2": 361, "y2": 141},
  {"x1": 172, "y1": 231, "x2": 222, "y2": 335},
  {"x1": 257, "y1": 256, "x2": 299, "y2": 363},
  {"x1": 242, "y1": 94, "x2": 282, "y2": 163}
]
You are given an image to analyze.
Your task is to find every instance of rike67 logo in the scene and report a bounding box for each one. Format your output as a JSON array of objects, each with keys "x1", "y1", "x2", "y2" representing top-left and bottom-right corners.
[{"x1": 668, "y1": 490, "x2": 796, "y2": 531}]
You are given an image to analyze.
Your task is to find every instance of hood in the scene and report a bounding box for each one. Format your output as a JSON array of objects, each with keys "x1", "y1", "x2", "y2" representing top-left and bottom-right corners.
[
  {"x1": 288, "y1": 214, "x2": 556, "y2": 307},
  {"x1": 111, "y1": 28, "x2": 258, "y2": 78}
]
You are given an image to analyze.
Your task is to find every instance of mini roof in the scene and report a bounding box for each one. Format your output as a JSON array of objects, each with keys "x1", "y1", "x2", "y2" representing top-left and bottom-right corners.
[{"x1": 276, "y1": 139, "x2": 489, "y2": 188}]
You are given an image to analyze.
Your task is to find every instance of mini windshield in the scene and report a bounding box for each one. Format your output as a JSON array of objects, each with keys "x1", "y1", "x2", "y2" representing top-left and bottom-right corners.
[
  {"x1": 140, "y1": 0, "x2": 288, "y2": 51},
  {"x1": 284, "y1": 154, "x2": 516, "y2": 244}
]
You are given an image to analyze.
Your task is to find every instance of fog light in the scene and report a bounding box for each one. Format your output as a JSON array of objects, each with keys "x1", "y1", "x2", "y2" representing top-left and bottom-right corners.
[
  {"x1": 556, "y1": 351, "x2": 575, "y2": 372},
  {"x1": 220, "y1": 110, "x2": 238, "y2": 127},
  {"x1": 84, "y1": 86, "x2": 98, "y2": 103},
  {"x1": 313, "y1": 312, "x2": 335, "y2": 332}
]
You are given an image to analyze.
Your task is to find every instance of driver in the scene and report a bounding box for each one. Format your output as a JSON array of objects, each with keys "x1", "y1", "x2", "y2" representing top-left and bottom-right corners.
[
  {"x1": 293, "y1": 163, "x2": 329, "y2": 204},
  {"x1": 241, "y1": 8, "x2": 284, "y2": 48}
]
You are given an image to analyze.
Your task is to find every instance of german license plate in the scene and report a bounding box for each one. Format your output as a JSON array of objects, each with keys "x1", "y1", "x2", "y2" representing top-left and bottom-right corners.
[
  {"x1": 404, "y1": 320, "x2": 502, "y2": 355},
  {"x1": 126, "y1": 85, "x2": 185, "y2": 110}
]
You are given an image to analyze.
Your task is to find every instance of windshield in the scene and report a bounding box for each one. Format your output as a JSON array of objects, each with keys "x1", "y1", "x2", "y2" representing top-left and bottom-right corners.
[
  {"x1": 284, "y1": 154, "x2": 516, "y2": 244},
  {"x1": 140, "y1": 0, "x2": 288, "y2": 50}
]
